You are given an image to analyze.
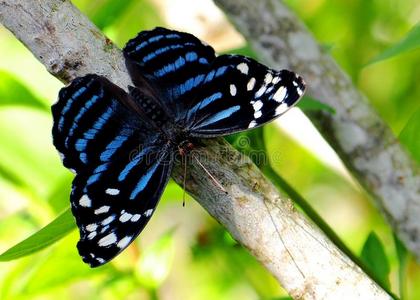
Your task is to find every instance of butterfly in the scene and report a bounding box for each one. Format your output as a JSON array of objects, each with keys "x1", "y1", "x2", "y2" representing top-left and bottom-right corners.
[{"x1": 51, "y1": 27, "x2": 306, "y2": 267}]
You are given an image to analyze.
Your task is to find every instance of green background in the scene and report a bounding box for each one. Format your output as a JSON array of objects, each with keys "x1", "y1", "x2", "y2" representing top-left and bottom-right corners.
[{"x1": 0, "y1": 0, "x2": 419, "y2": 299}]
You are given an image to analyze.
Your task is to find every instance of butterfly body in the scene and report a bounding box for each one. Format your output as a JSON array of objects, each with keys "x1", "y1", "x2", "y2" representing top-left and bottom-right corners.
[{"x1": 52, "y1": 27, "x2": 306, "y2": 267}]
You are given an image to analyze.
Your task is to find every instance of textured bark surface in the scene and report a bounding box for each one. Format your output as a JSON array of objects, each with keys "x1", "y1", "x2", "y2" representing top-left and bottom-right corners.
[
  {"x1": 214, "y1": 0, "x2": 420, "y2": 260},
  {"x1": 0, "y1": 0, "x2": 391, "y2": 299}
]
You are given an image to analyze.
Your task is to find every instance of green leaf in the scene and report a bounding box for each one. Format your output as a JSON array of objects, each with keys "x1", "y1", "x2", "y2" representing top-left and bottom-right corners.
[
  {"x1": 368, "y1": 23, "x2": 420, "y2": 65},
  {"x1": 399, "y1": 107, "x2": 420, "y2": 163},
  {"x1": 135, "y1": 229, "x2": 176, "y2": 289},
  {"x1": 394, "y1": 234, "x2": 409, "y2": 300},
  {"x1": 0, "y1": 209, "x2": 76, "y2": 261},
  {"x1": 0, "y1": 70, "x2": 48, "y2": 110},
  {"x1": 360, "y1": 232, "x2": 391, "y2": 289},
  {"x1": 297, "y1": 96, "x2": 336, "y2": 114},
  {"x1": 22, "y1": 231, "x2": 103, "y2": 294}
]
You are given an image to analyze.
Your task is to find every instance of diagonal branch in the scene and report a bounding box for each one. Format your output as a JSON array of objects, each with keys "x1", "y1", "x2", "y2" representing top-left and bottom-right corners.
[
  {"x1": 0, "y1": 0, "x2": 391, "y2": 299},
  {"x1": 214, "y1": 0, "x2": 420, "y2": 260}
]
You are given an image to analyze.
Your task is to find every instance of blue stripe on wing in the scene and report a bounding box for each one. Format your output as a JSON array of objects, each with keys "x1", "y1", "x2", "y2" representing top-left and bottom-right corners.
[
  {"x1": 129, "y1": 155, "x2": 162, "y2": 200},
  {"x1": 70, "y1": 145, "x2": 173, "y2": 267},
  {"x1": 193, "y1": 105, "x2": 241, "y2": 128},
  {"x1": 52, "y1": 74, "x2": 157, "y2": 173}
]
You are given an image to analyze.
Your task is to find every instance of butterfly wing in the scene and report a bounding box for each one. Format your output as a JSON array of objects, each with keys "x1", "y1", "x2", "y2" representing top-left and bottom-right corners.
[
  {"x1": 123, "y1": 27, "x2": 216, "y2": 119},
  {"x1": 123, "y1": 28, "x2": 305, "y2": 135},
  {"x1": 71, "y1": 146, "x2": 172, "y2": 267},
  {"x1": 185, "y1": 54, "x2": 306, "y2": 137},
  {"x1": 52, "y1": 75, "x2": 173, "y2": 267}
]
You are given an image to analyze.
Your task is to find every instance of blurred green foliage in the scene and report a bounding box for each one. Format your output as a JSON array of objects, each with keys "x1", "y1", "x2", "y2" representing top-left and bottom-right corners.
[
  {"x1": 0, "y1": 0, "x2": 419, "y2": 299},
  {"x1": 360, "y1": 232, "x2": 391, "y2": 290}
]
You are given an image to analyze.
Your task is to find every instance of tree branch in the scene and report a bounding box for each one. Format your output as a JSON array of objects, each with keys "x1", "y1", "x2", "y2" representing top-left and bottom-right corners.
[
  {"x1": 214, "y1": 0, "x2": 420, "y2": 260},
  {"x1": 0, "y1": 0, "x2": 391, "y2": 298}
]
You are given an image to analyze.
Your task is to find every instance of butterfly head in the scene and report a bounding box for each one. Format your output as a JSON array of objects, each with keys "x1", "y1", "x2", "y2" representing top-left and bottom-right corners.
[{"x1": 177, "y1": 140, "x2": 195, "y2": 156}]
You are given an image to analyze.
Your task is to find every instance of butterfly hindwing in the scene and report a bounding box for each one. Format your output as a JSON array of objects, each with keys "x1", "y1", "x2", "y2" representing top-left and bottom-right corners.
[
  {"x1": 72, "y1": 145, "x2": 172, "y2": 267},
  {"x1": 52, "y1": 75, "x2": 173, "y2": 267},
  {"x1": 185, "y1": 54, "x2": 306, "y2": 136}
]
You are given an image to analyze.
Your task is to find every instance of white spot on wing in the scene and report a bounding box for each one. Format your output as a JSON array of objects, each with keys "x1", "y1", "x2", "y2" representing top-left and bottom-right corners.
[
  {"x1": 101, "y1": 225, "x2": 109, "y2": 233},
  {"x1": 96, "y1": 257, "x2": 105, "y2": 264},
  {"x1": 88, "y1": 231, "x2": 97, "y2": 240},
  {"x1": 236, "y1": 62, "x2": 249, "y2": 74},
  {"x1": 106, "y1": 188, "x2": 120, "y2": 195},
  {"x1": 86, "y1": 223, "x2": 98, "y2": 232},
  {"x1": 144, "y1": 209, "x2": 153, "y2": 217},
  {"x1": 248, "y1": 120, "x2": 257, "y2": 128},
  {"x1": 98, "y1": 232, "x2": 117, "y2": 247},
  {"x1": 119, "y1": 212, "x2": 133, "y2": 223},
  {"x1": 253, "y1": 100, "x2": 263, "y2": 112},
  {"x1": 275, "y1": 103, "x2": 290, "y2": 116},
  {"x1": 247, "y1": 78, "x2": 256, "y2": 91},
  {"x1": 95, "y1": 206, "x2": 110, "y2": 215},
  {"x1": 254, "y1": 111, "x2": 262, "y2": 119},
  {"x1": 117, "y1": 236, "x2": 133, "y2": 249},
  {"x1": 102, "y1": 215, "x2": 115, "y2": 226},
  {"x1": 131, "y1": 214, "x2": 141, "y2": 222},
  {"x1": 293, "y1": 81, "x2": 298, "y2": 86},
  {"x1": 272, "y1": 76, "x2": 280, "y2": 84},
  {"x1": 255, "y1": 86, "x2": 266, "y2": 98},
  {"x1": 264, "y1": 73, "x2": 273, "y2": 84},
  {"x1": 273, "y1": 86, "x2": 287, "y2": 103},
  {"x1": 79, "y1": 195, "x2": 91, "y2": 207},
  {"x1": 297, "y1": 87, "x2": 304, "y2": 96},
  {"x1": 230, "y1": 84, "x2": 237, "y2": 96}
]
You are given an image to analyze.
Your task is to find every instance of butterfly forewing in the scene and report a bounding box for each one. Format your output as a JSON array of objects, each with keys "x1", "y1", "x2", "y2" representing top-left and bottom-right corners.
[
  {"x1": 185, "y1": 54, "x2": 306, "y2": 136},
  {"x1": 123, "y1": 27, "x2": 216, "y2": 119},
  {"x1": 52, "y1": 75, "x2": 173, "y2": 267}
]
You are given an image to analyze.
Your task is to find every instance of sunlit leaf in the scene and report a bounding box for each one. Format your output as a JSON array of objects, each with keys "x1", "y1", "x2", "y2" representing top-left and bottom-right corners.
[
  {"x1": 135, "y1": 229, "x2": 175, "y2": 289},
  {"x1": 360, "y1": 232, "x2": 390, "y2": 289},
  {"x1": 368, "y1": 23, "x2": 420, "y2": 65},
  {"x1": 0, "y1": 209, "x2": 75, "y2": 261},
  {"x1": 297, "y1": 96, "x2": 335, "y2": 114},
  {"x1": 399, "y1": 107, "x2": 420, "y2": 163},
  {"x1": 0, "y1": 70, "x2": 48, "y2": 110}
]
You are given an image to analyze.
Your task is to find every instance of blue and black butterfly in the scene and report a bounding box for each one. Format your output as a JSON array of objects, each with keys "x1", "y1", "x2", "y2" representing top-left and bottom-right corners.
[{"x1": 52, "y1": 27, "x2": 306, "y2": 267}]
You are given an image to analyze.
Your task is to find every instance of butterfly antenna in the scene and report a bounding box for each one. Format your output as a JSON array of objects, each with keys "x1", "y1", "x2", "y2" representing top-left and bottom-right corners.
[
  {"x1": 192, "y1": 154, "x2": 227, "y2": 194},
  {"x1": 182, "y1": 153, "x2": 187, "y2": 207}
]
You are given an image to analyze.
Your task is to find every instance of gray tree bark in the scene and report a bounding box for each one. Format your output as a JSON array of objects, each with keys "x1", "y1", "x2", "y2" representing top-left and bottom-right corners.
[
  {"x1": 0, "y1": 0, "x2": 392, "y2": 299},
  {"x1": 214, "y1": 0, "x2": 420, "y2": 260}
]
